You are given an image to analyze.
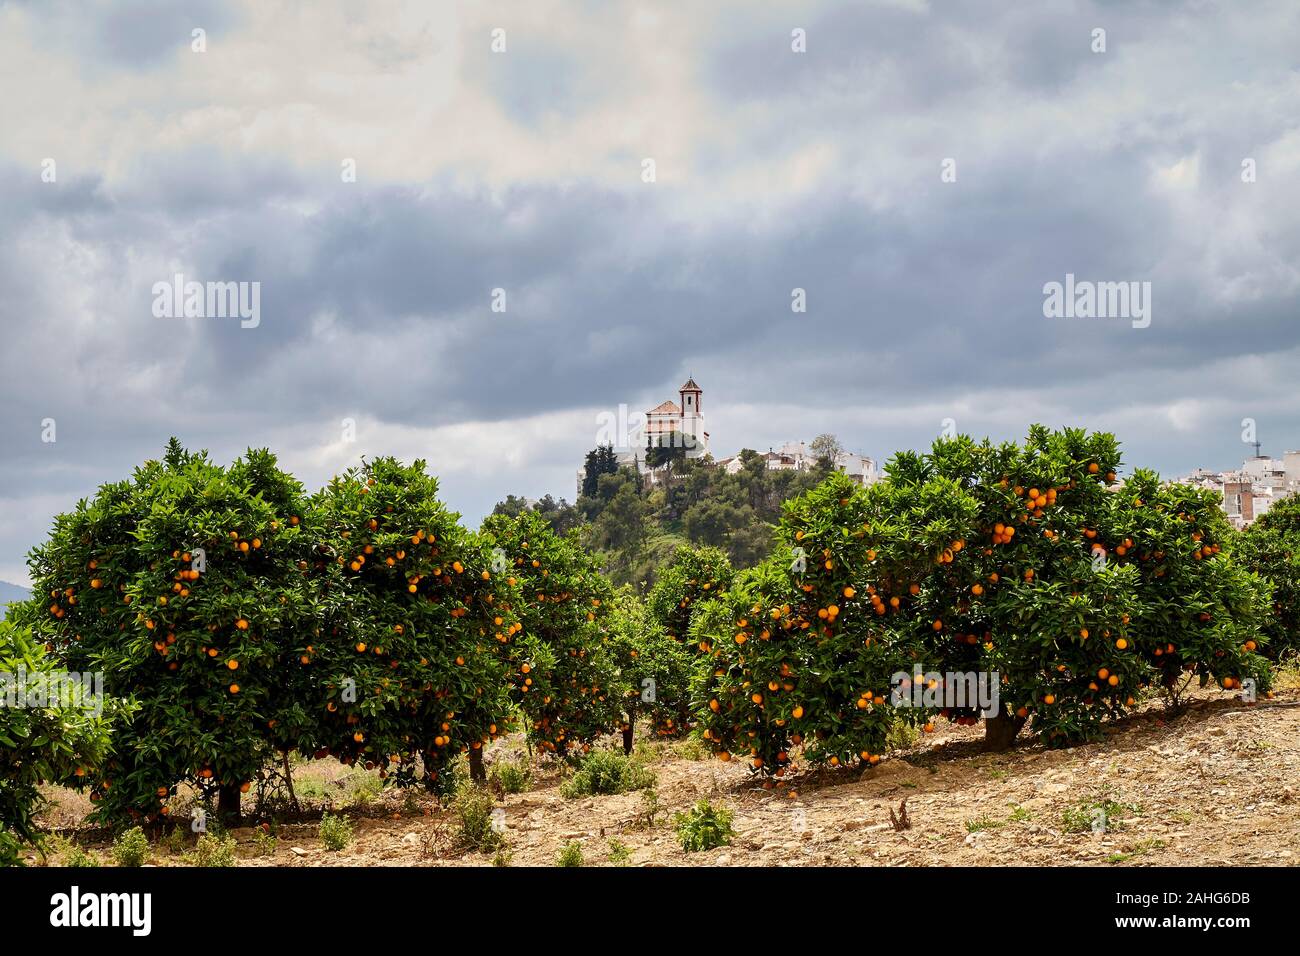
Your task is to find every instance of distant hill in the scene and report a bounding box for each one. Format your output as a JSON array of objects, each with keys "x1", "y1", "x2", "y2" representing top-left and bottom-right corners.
[{"x1": 0, "y1": 580, "x2": 31, "y2": 611}]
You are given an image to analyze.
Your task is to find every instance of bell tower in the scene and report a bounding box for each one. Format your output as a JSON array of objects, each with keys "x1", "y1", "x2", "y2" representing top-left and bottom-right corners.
[
  {"x1": 680, "y1": 376, "x2": 702, "y2": 418},
  {"x1": 678, "y1": 376, "x2": 705, "y2": 454}
]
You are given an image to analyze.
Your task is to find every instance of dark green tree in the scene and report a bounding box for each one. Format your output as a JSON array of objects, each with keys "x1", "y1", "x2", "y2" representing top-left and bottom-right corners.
[{"x1": 581, "y1": 444, "x2": 620, "y2": 498}]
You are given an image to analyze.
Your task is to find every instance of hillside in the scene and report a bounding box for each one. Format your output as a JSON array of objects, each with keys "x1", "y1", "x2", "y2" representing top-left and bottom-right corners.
[{"x1": 502, "y1": 448, "x2": 837, "y2": 588}]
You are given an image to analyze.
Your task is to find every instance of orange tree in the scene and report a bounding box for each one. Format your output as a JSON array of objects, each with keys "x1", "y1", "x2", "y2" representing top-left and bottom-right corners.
[
  {"x1": 647, "y1": 545, "x2": 734, "y2": 657},
  {"x1": 886, "y1": 429, "x2": 1143, "y2": 749},
  {"x1": 690, "y1": 473, "x2": 927, "y2": 777},
  {"x1": 858, "y1": 428, "x2": 1270, "y2": 750},
  {"x1": 1103, "y1": 469, "x2": 1273, "y2": 699},
  {"x1": 308, "y1": 458, "x2": 519, "y2": 792},
  {"x1": 479, "y1": 510, "x2": 622, "y2": 760},
  {"x1": 0, "y1": 620, "x2": 126, "y2": 862},
  {"x1": 691, "y1": 427, "x2": 1274, "y2": 775},
  {"x1": 606, "y1": 585, "x2": 696, "y2": 753},
  {"x1": 637, "y1": 545, "x2": 734, "y2": 741},
  {"x1": 21, "y1": 439, "x2": 317, "y2": 823},
  {"x1": 1235, "y1": 492, "x2": 1300, "y2": 657}
]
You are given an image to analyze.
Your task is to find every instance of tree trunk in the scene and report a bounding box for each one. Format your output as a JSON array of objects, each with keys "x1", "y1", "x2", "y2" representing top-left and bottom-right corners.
[
  {"x1": 217, "y1": 782, "x2": 242, "y2": 824},
  {"x1": 282, "y1": 751, "x2": 299, "y2": 813},
  {"x1": 622, "y1": 723, "x2": 634, "y2": 756},
  {"x1": 984, "y1": 712, "x2": 1027, "y2": 752},
  {"x1": 422, "y1": 749, "x2": 441, "y2": 792},
  {"x1": 468, "y1": 746, "x2": 486, "y2": 785}
]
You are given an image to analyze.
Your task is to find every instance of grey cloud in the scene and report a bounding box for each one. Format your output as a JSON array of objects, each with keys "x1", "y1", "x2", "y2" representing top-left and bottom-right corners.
[
  {"x1": 9, "y1": 0, "x2": 237, "y2": 70},
  {"x1": 2, "y1": 0, "x2": 1300, "y2": 581}
]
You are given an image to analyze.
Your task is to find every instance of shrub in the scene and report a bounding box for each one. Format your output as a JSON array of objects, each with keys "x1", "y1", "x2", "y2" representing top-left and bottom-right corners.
[
  {"x1": 452, "y1": 785, "x2": 502, "y2": 852},
  {"x1": 0, "y1": 620, "x2": 122, "y2": 864},
  {"x1": 319, "y1": 812, "x2": 352, "y2": 851},
  {"x1": 111, "y1": 826, "x2": 150, "y2": 867},
  {"x1": 558, "y1": 749, "x2": 655, "y2": 798},
  {"x1": 606, "y1": 839, "x2": 631, "y2": 866},
  {"x1": 19, "y1": 440, "x2": 315, "y2": 824},
  {"x1": 675, "y1": 800, "x2": 733, "y2": 852},
  {"x1": 480, "y1": 510, "x2": 624, "y2": 758},
  {"x1": 63, "y1": 844, "x2": 101, "y2": 868},
  {"x1": 185, "y1": 833, "x2": 237, "y2": 867},
  {"x1": 488, "y1": 758, "x2": 532, "y2": 795},
  {"x1": 161, "y1": 827, "x2": 188, "y2": 856},
  {"x1": 252, "y1": 828, "x2": 277, "y2": 857},
  {"x1": 556, "y1": 840, "x2": 583, "y2": 867}
]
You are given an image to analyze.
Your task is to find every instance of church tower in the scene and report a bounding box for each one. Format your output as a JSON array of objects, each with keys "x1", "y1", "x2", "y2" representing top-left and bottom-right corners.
[{"x1": 679, "y1": 377, "x2": 707, "y2": 455}]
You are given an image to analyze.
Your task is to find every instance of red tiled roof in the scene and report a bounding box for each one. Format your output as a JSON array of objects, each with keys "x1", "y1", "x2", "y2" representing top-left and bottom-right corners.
[
  {"x1": 647, "y1": 400, "x2": 680, "y2": 415},
  {"x1": 679, "y1": 377, "x2": 701, "y2": 391}
]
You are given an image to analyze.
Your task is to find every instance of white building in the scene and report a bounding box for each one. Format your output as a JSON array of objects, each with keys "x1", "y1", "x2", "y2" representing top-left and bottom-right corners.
[
  {"x1": 642, "y1": 378, "x2": 709, "y2": 458},
  {"x1": 716, "y1": 441, "x2": 877, "y2": 485},
  {"x1": 577, "y1": 376, "x2": 882, "y2": 493},
  {"x1": 1285, "y1": 451, "x2": 1300, "y2": 495},
  {"x1": 1175, "y1": 451, "x2": 1297, "y2": 529},
  {"x1": 602, "y1": 378, "x2": 711, "y2": 476}
]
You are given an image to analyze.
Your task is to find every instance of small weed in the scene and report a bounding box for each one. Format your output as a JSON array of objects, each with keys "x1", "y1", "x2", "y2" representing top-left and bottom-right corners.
[
  {"x1": 632, "y1": 739, "x2": 665, "y2": 762},
  {"x1": 60, "y1": 841, "x2": 101, "y2": 868},
  {"x1": 675, "y1": 800, "x2": 734, "y2": 852},
  {"x1": 1062, "y1": 797, "x2": 1142, "y2": 834},
  {"x1": 319, "y1": 813, "x2": 353, "y2": 851},
  {"x1": 252, "y1": 829, "x2": 277, "y2": 857},
  {"x1": 636, "y1": 787, "x2": 662, "y2": 829},
  {"x1": 401, "y1": 791, "x2": 423, "y2": 815},
  {"x1": 607, "y1": 839, "x2": 632, "y2": 866},
  {"x1": 344, "y1": 771, "x2": 384, "y2": 808},
  {"x1": 161, "y1": 827, "x2": 189, "y2": 856},
  {"x1": 184, "y1": 833, "x2": 236, "y2": 867},
  {"x1": 556, "y1": 841, "x2": 584, "y2": 867},
  {"x1": 1273, "y1": 653, "x2": 1300, "y2": 690},
  {"x1": 1106, "y1": 837, "x2": 1166, "y2": 863},
  {"x1": 111, "y1": 827, "x2": 150, "y2": 867}
]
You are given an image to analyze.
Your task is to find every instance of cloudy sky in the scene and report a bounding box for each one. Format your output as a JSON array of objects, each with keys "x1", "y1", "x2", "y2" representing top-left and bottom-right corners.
[{"x1": 2, "y1": 0, "x2": 1298, "y2": 585}]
